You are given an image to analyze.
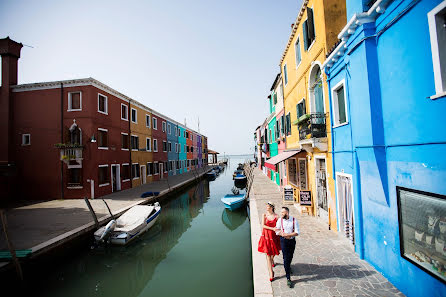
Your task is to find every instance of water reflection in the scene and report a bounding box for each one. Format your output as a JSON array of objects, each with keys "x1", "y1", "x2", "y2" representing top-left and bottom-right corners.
[{"x1": 221, "y1": 208, "x2": 247, "y2": 231}]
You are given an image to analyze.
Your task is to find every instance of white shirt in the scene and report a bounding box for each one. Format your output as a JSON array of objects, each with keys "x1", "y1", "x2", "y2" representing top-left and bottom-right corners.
[{"x1": 275, "y1": 216, "x2": 300, "y2": 239}]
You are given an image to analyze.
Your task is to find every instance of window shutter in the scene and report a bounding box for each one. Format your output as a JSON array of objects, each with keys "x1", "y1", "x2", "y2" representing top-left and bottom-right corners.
[
  {"x1": 307, "y1": 7, "x2": 315, "y2": 41},
  {"x1": 303, "y1": 21, "x2": 309, "y2": 50}
]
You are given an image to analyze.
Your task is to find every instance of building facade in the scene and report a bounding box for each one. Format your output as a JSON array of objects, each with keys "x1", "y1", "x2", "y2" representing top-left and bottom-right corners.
[{"x1": 323, "y1": 0, "x2": 446, "y2": 295}]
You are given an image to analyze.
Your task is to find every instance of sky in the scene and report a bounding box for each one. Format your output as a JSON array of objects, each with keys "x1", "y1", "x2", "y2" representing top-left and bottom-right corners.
[{"x1": 0, "y1": 0, "x2": 301, "y2": 155}]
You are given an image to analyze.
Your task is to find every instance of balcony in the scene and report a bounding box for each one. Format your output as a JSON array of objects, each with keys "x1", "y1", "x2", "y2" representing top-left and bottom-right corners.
[
  {"x1": 55, "y1": 143, "x2": 84, "y2": 165},
  {"x1": 293, "y1": 113, "x2": 328, "y2": 152}
]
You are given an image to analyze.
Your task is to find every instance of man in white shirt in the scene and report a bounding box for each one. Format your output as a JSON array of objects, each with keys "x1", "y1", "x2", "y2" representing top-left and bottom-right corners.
[{"x1": 275, "y1": 206, "x2": 300, "y2": 288}]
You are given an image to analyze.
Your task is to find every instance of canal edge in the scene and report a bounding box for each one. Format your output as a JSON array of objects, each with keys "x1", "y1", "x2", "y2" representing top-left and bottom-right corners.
[{"x1": 249, "y1": 192, "x2": 274, "y2": 297}]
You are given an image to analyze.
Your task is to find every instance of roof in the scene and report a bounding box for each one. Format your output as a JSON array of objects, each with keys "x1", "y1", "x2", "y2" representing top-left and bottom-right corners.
[
  {"x1": 270, "y1": 73, "x2": 281, "y2": 91},
  {"x1": 208, "y1": 149, "x2": 219, "y2": 154}
]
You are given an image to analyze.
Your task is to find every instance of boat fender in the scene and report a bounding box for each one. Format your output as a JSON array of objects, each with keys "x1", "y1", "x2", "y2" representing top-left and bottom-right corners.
[{"x1": 99, "y1": 219, "x2": 116, "y2": 242}]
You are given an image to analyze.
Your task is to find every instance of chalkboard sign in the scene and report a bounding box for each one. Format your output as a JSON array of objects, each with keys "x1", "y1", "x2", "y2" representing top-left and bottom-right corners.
[
  {"x1": 300, "y1": 190, "x2": 312, "y2": 206},
  {"x1": 283, "y1": 186, "x2": 294, "y2": 202}
]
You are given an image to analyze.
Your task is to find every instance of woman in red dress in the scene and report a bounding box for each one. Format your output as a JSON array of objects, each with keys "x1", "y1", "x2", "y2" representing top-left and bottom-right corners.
[{"x1": 258, "y1": 202, "x2": 281, "y2": 281}]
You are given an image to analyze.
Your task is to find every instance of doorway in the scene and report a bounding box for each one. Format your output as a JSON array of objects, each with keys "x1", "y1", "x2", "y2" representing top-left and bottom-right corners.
[
  {"x1": 336, "y1": 173, "x2": 355, "y2": 245},
  {"x1": 315, "y1": 157, "x2": 328, "y2": 223},
  {"x1": 111, "y1": 164, "x2": 121, "y2": 192},
  {"x1": 159, "y1": 163, "x2": 164, "y2": 180},
  {"x1": 140, "y1": 165, "x2": 146, "y2": 184}
]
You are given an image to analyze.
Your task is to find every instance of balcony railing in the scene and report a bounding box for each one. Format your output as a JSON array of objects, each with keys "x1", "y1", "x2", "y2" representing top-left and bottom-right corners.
[
  {"x1": 55, "y1": 143, "x2": 84, "y2": 164},
  {"x1": 296, "y1": 113, "x2": 327, "y2": 141}
]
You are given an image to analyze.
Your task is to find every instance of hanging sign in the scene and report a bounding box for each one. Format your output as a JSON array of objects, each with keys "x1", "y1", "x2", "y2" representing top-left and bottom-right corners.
[{"x1": 300, "y1": 190, "x2": 312, "y2": 206}]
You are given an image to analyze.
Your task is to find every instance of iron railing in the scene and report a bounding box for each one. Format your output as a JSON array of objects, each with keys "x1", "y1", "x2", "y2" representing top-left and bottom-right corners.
[{"x1": 298, "y1": 113, "x2": 327, "y2": 140}]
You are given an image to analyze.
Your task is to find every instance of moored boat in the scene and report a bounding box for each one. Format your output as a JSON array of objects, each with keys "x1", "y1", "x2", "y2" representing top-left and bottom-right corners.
[
  {"x1": 94, "y1": 202, "x2": 161, "y2": 245},
  {"x1": 206, "y1": 170, "x2": 217, "y2": 180},
  {"x1": 221, "y1": 194, "x2": 246, "y2": 211}
]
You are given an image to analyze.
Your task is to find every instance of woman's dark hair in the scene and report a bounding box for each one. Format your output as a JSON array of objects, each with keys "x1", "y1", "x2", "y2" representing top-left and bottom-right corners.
[{"x1": 267, "y1": 202, "x2": 275, "y2": 212}]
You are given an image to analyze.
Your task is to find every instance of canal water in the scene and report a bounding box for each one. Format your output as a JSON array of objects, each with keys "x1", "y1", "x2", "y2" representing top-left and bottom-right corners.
[{"x1": 31, "y1": 157, "x2": 253, "y2": 297}]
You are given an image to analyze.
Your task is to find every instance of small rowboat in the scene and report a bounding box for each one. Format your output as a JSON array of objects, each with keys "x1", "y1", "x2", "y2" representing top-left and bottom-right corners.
[{"x1": 221, "y1": 194, "x2": 246, "y2": 211}]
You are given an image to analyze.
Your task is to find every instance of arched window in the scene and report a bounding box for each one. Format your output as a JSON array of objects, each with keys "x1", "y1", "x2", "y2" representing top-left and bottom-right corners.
[{"x1": 69, "y1": 120, "x2": 82, "y2": 145}]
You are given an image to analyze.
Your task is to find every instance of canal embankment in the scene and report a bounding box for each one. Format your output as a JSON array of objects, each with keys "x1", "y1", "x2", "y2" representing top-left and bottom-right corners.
[
  {"x1": 248, "y1": 168, "x2": 404, "y2": 297},
  {"x1": 0, "y1": 166, "x2": 213, "y2": 275}
]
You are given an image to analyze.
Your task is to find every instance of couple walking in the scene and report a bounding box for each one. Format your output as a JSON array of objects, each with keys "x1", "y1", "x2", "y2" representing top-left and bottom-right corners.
[{"x1": 257, "y1": 202, "x2": 299, "y2": 288}]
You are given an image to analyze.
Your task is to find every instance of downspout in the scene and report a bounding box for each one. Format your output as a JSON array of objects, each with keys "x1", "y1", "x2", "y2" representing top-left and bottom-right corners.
[
  {"x1": 60, "y1": 83, "x2": 64, "y2": 199},
  {"x1": 354, "y1": 151, "x2": 365, "y2": 259},
  {"x1": 129, "y1": 100, "x2": 132, "y2": 188}
]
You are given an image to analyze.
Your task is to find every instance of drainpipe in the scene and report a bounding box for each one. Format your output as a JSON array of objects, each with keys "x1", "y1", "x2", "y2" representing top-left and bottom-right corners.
[
  {"x1": 353, "y1": 151, "x2": 365, "y2": 259},
  {"x1": 60, "y1": 83, "x2": 64, "y2": 199}
]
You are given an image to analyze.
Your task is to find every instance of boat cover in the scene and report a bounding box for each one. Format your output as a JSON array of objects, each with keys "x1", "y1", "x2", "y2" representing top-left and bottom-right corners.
[{"x1": 115, "y1": 205, "x2": 154, "y2": 233}]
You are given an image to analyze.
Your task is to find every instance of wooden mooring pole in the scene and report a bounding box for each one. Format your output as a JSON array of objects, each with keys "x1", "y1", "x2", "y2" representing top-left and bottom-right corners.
[
  {"x1": 84, "y1": 197, "x2": 99, "y2": 228},
  {"x1": 0, "y1": 210, "x2": 23, "y2": 280}
]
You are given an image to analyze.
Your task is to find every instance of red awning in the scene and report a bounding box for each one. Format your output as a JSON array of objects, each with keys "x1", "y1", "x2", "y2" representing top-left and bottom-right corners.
[{"x1": 265, "y1": 149, "x2": 301, "y2": 171}]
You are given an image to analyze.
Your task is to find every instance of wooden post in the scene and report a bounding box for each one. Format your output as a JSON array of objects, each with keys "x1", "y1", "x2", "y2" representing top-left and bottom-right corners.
[{"x1": 0, "y1": 210, "x2": 23, "y2": 280}]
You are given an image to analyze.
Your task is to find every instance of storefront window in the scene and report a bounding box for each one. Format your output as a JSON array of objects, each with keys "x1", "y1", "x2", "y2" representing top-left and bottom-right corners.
[
  {"x1": 397, "y1": 187, "x2": 446, "y2": 282},
  {"x1": 288, "y1": 159, "x2": 297, "y2": 185}
]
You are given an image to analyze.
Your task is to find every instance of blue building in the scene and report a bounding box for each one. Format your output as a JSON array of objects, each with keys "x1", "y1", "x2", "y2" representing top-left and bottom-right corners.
[
  {"x1": 177, "y1": 124, "x2": 187, "y2": 174},
  {"x1": 166, "y1": 119, "x2": 179, "y2": 176},
  {"x1": 323, "y1": 0, "x2": 446, "y2": 296}
]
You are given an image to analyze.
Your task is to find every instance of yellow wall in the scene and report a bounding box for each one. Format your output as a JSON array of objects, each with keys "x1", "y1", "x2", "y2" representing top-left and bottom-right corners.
[
  {"x1": 281, "y1": 0, "x2": 346, "y2": 230},
  {"x1": 130, "y1": 103, "x2": 153, "y2": 187}
]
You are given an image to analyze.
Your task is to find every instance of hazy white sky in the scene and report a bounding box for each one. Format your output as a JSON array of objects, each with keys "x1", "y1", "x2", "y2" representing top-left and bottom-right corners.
[{"x1": 1, "y1": 0, "x2": 301, "y2": 155}]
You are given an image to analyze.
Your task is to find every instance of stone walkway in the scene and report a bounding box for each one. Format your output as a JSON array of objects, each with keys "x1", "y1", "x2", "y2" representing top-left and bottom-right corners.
[{"x1": 249, "y1": 168, "x2": 404, "y2": 297}]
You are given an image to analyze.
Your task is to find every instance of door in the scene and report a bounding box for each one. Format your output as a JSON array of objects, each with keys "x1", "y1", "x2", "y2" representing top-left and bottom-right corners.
[
  {"x1": 140, "y1": 165, "x2": 146, "y2": 184},
  {"x1": 316, "y1": 158, "x2": 328, "y2": 223},
  {"x1": 159, "y1": 163, "x2": 163, "y2": 180},
  {"x1": 111, "y1": 165, "x2": 121, "y2": 192},
  {"x1": 337, "y1": 174, "x2": 355, "y2": 245}
]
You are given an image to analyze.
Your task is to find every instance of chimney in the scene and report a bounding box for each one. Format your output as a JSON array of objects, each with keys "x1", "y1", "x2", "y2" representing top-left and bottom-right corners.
[
  {"x1": 291, "y1": 23, "x2": 294, "y2": 30},
  {"x1": 0, "y1": 37, "x2": 23, "y2": 164}
]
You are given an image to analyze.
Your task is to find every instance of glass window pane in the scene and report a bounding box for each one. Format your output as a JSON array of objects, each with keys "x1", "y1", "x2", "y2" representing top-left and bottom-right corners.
[{"x1": 337, "y1": 86, "x2": 346, "y2": 124}]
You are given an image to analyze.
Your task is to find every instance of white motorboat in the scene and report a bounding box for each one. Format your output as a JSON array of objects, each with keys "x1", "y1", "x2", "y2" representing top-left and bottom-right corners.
[{"x1": 94, "y1": 202, "x2": 161, "y2": 245}]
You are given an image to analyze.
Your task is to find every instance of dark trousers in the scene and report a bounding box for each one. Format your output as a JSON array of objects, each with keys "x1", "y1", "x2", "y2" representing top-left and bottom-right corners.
[{"x1": 280, "y1": 237, "x2": 296, "y2": 280}]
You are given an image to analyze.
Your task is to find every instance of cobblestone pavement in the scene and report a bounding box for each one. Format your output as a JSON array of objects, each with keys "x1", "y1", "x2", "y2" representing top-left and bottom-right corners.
[{"x1": 250, "y1": 168, "x2": 404, "y2": 297}]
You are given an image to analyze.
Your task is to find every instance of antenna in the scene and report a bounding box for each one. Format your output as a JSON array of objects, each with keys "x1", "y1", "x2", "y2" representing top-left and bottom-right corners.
[{"x1": 184, "y1": 118, "x2": 187, "y2": 126}]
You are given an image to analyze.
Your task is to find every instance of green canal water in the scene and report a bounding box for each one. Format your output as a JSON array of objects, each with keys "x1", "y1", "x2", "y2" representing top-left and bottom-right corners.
[{"x1": 32, "y1": 157, "x2": 253, "y2": 297}]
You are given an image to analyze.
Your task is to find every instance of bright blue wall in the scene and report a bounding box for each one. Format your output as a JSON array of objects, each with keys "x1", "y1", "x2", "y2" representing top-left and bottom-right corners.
[
  {"x1": 166, "y1": 120, "x2": 178, "y2": 176},
  {"x1": 326, "y1": 1, "x2": 446, "y2": 296},
  {"x1": 178, "y1": 126, "x2": 187, "y2": 174}
]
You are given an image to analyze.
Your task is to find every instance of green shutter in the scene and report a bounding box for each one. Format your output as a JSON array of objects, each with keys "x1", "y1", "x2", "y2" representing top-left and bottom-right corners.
[
  {"x1": 307, "y1": 7, "x2": 315, "y2": 42},
  {"x1": 303, "y1": 21, "x2": 308, "y2": 50}
]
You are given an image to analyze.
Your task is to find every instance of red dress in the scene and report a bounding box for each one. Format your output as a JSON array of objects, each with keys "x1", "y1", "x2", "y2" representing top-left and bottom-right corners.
[{"x1": 258, "y1": 215, "x2": 281, "y2": 256}]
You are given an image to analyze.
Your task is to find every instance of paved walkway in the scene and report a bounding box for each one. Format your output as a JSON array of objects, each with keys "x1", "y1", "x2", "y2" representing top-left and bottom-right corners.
[
  {"x1": 0, "y1": 167, "x2": 209, "y2": 255},
  {"x1": 249, "y1": 168, "x2": 404, "y2": 297}
]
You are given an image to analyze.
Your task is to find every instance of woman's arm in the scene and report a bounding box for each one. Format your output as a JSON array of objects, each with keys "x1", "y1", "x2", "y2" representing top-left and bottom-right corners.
[{"x1": 261, "y1": 214, "x2": 276, "y2": 231}]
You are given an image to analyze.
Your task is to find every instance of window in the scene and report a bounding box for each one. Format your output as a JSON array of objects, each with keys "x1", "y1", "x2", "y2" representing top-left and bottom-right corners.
[
  {"x1": 122, "y1": 164, "x2": 130, "y2": 181},
  {"x1": 153, "y1": 117, "x2": 157, "y2": 130},
  {"x1": 296, "y1": 99, "x2": 306, "y2": 119},
  {"x1": 273, "y1": 92, "x2": 277, "y2": 105},
  {"x1": 332, "y1": 80, "x2": 348, "y2": 126},
  {"x1": 184, "y1": 131, "x2": 186, "y2": 138},
  {"x1": 428, "y1": 2, "x2": 446, "y2": 98},
  {"x1": 281, "y1": 115, "x2": 285, "y2": 135},
  {"x1": 168, "y1": 142, "x2": 172, "y2": 152},
  {"x1": 303, "y1": 7, "x2": 315, "y2": 51},
  {"x1": 187, "y1": 146, "x2": 190, "y2": 153},
  {"x1": 146, "y1": 114, "x2": 151, "y2": 127},
  {"x1": 191, "y1": 134, "x2": 193, "y2": 141},
  {"x1": 186, "y1": 131, "x2": 189, "y2": 139},
  {"x1": 397, "y1": 187, "x2": 446, "y2": 282},
  {"x1": 184, "y1": 144, "x2": 186, "y2": 152},
  {"x1": 98, "y1": 165, "x2": 109, "y2": 186},
  {"x1": 283, "y1": 64, "x2": 288, "y2": 85},
  {"x1": 153, "y1": 139, "x2": 158, "y2": 152},
  {"x1": 146, "y1": 137, "x2": 151, "y2": 151},
  {"x1": 163, "y1": 161, "x2": 168, "y2": 173},
  {"x1": 22, "y1": 134, "x2": 31, "y2": 146},
  {"x1": 162, "y1": 121, "x2": 166, "y2": 132},
  {"x1": 67, "y1": 168, "x2": 81, "y2": 186},
  {"x1": 131, "y1": 135, "x2": 139, "y2": 150},
  {"x1": 121, "y1": 133, "x2": 129, "y2": 150},
  {"x1": 175, "y1": 143, "x2": 178, "y2": 153},
  {"x1": 295, "y1": 38, "x2": 302, "y2": 67},
  {"x1": 167, "y1": 123, "x2": 171, "y2": 134},
  {"x1": 163, "y1": 141, "x2": 167, "y2": 152},
  {"x1": 98, "y1": 129, "x2": 108, "y2": 149},
  {"x1": 121, "y1": 104, "x2": 128, "y2": 120},
  {"x1": 175, "y1": 127, "x2": 178, "y2": 136},
  {"x1": 68, "y1": 92, "x2": 81, "y2": 111},
  {"x1": 147, "y1": 162, "x2": 153, "y2": 175},
  {"x1": 98, "y1": 94, "x2": 108, "y2": 114},
  {"x1": 132, "y1": 163, "x2": 140, "y2": 179},
  {"x1": 153, "y1": 162, "x2": 159, "y2": 175},
  {"x1": 131, "y1": 108, "x2": 137, "y2": 123}
]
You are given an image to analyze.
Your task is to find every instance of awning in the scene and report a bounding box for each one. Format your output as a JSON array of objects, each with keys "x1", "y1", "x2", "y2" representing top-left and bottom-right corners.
[{"x1": 265, "y1": 149, "x2": 301, "y2": 170}]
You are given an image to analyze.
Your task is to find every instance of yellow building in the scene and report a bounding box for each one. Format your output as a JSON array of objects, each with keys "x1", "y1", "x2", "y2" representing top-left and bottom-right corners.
[
  {"x1": 129, "y1": 101, "x2": 153, "y2": 187},
  {"x1": 281, "y1": 0, "x2": 345, "y2": 230}
]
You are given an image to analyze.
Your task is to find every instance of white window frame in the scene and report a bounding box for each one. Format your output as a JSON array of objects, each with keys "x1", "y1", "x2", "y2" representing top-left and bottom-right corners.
[
  {"x1": 131, "y1": 134, "x2": 139, "y2": 151},
  {"x1": 167, "y1": 123, "x2": 171, "y2": 134},
  {"x1": 97, "y1": 93, "x2": 108, "y2": 115},
  {"x1": 428, "y1": 1, "x2": 446, "y2": 99},
  {"x1": 121, "y1": 103, "x2": 128, "y2": 121},
  {"x1": 153, "y1": 117, "x2": 157, "y2": 130},
  {"x1": 68, "y1": 91, "x2": 82, "y2": 112},
  {"x1": 147, "y1": 162, "x2": 153, "y2": 176},
  {"x1": 162, "y1": 121, "x2": 166, "y2": 132},
  {"x1": 21, "y1": 133, "x2": 31, "y2": 146},
  {"x1": 163, "y1": 140, "x2": 167, "y2": 152},
  {"x1": 146, "y1": 114, "x2": 151, "y2": 127},
  {"x1": 122, "y1": 163, "x2": 130, "y2": 182},
  {"x1": 153, "y1": 138, "x2": 158, "y2": 152},
  {"x1": 132, "y1": 163, "x2": 140, "y2": 180},
  {"x1": 121, "y1": 132, "x2": 129, "y2": 151},
  {"x1": 295, "y1": 37, "x2": 302, "y2": 69},
  {"x1": 153, "y1": 161, "x2": 159, "y2": 175},
  {"x1": 98, "y1": 128, "x2": 108, "y2": 150},
  {"x1": 168, "y1": 141, "x2": 172, "y2": 152},
  {"x1": 98, "y1": 164, "x2": 110, "y2": 187},
  {"x1": 146, "y1": 137, "x2": 152, "y2": 152},
  {"x1": 131, "y1": 108, "x2": 137, "y2": 124},
  {"x1": 331, "y1": 79, "x2": 349, "y2": 128}
]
